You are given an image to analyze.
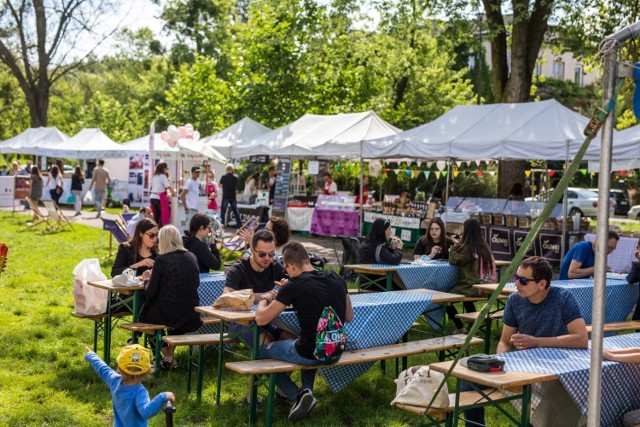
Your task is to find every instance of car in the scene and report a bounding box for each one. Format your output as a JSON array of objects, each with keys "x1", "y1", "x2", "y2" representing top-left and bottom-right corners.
[
  {"x1": 589, "y1": 188, "x2": 630, "y2": 216},
  {"x1": 525, "y1": 187, "x2": 614, "y2": 218},
  {"x1": 63, "y1": 165, "x2": 75, "y2": 174},
  {"x1": 628, "y1": 204, "x2": 640, "y2": 220}
]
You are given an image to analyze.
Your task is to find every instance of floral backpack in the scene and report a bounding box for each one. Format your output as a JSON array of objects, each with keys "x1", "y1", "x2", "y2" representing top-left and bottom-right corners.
[{"x1": 307, "y1": 283, "x2": 347, "y2": 362}]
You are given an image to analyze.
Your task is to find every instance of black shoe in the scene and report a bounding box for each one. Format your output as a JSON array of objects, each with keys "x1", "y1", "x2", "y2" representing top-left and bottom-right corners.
[
  {"x1": 275, "y1": 393, "x2": 291, "y2": 404},
  {"x1": 288, "y1": 389, "x2": 318, "y2": 422}
]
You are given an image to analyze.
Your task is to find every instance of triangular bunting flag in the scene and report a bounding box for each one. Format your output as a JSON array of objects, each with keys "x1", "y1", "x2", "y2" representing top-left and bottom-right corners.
[
  {"x1": 435, "y1": 171, "x2": 441, "y2": 179},
  {"x1": 442, "y1": 171, "x2": 448, "y2": 177},
  {"x1": 424, "y1": 171, "x2": 431, "y2": 179},
  {"x1": 411, "y1": 170, "x2": 420, "y2": 178},
  {"x1": 417, "y1": 161, "x2": 422, "y2": 167},
  {"x1": 394, "y1": 169, "x2": 400, "y2": 174},
  {"x1": 455, "y1": 161, "x2": 462, "y2": 167},
  {"x1": 454, "y1": 170, "x2": 459, "y2": 178},
  {"x1": 525, "y1": 170, "x2": 531, "y2": 177},
  {"x1": 405, "y1": 170, "x2": 411, "y2": 176},
  {"x1": 580, "y1": 169, "x2": 587, "y2": 175},
  {"x1": 466, "y1": 161, "x2": 472, "y2": 167},
  {"x1": 489, "y1": 171, "x2": 496, "y2": 176},
  {"x1": 476, "y1": 170, "x2": 483, "y2": 176}
]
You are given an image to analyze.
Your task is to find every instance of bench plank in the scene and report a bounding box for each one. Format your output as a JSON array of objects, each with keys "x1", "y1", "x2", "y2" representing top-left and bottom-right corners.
[
  {"x1": 226, "y1": 335, "x2": 483, "y2": 375},
  {"x1": 586, "y1": 321, "x2": 640, "y2": 333},
  {"x1": 163, "y1": 333, "x2": 234, "y2": 346},
  {"x1": 120, "y1": 322, "x2": 170, "y2": 334},
  {"x1": 456, "y1": 310, "x2": 505, "y2": 323}
]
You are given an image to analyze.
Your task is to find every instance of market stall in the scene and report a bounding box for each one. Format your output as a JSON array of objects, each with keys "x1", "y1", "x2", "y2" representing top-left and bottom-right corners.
[
  {"x1": 361, "y1": 197, "x2": 434, "y2": 247},
  {"x1": 310, "y1": 194, "x2": 360, "y2": 237}
]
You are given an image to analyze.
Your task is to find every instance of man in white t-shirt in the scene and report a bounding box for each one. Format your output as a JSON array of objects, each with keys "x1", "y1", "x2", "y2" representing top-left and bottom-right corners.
[{"x1": 180, "y1": 166, "x2": 201, "y2": 227}]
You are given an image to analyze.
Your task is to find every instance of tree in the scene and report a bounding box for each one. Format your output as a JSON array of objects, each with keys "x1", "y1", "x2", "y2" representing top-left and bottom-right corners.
[{"x1": 0, "y1": 0, "x2": 121, "y2": 127}]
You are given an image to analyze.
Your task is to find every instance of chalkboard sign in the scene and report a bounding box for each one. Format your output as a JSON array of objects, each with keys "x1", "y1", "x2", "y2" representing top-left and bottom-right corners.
[
  {"x1": 272, "y1": 158, "x2": 292, "y2": 215},
  {"x1": 249, "y1": 155, "x2": 270, "y2": 164}
]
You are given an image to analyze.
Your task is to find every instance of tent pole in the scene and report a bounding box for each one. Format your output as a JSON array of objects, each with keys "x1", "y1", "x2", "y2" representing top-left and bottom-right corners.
[
  {"x1": 444, "y1": 160, "x2": 451, "y2": 207},
  {"x1": 587, "y1": 38, "x2": 618, "y2": 427},
  {"x1": 560, "y1": 146, "x2": 569, "y2": 261}
]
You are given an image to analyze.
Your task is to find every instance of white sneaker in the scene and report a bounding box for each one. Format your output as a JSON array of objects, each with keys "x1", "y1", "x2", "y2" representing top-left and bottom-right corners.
[{"x1": 288, "y1": 388, "x2": 318, "y2": 422}]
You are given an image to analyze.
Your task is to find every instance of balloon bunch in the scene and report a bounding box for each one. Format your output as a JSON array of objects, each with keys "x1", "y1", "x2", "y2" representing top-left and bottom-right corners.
[{"x1": 160, "y1": 123, "x2": 201, "y2": 148}]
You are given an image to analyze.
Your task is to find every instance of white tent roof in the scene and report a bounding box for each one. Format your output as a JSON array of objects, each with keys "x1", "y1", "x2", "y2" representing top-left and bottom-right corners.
[
  {"x1": 38, "y1": 128, "x2": 129, "y2": 159},
  {"x1": 362, "y1": 99, "x2": 607, "y2": 160},
  {"x1": 0, "y1": 127, "x2": 69, "y2": 155},
  {"x1": 588, "y1": 124, "x2": 640, "y2": 171},
  {"x1": 121, "y1": 133, "x2": 227, "y2": 163},
  {"x1": 232, "y1": 111, "x2": 401, "y2": 159},
  {"x1": 201, "y1": 117, "x2": 271, "y2": 158}
]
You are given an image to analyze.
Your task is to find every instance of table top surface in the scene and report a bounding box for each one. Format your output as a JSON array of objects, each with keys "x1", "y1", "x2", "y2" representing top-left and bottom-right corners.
[
  {"x1": 195, "y1": 305, "x2": 256, "y2": 325},
  {"x1": 87, "y1": 279, "x2": 144, "y2": 293},
  {"x1": 430, "y1": 360, "x2": 557, "y2": 389},
  {"x1": 407, "y1": 289, "x2": 469, "y2": 304},
  {"x1": 473, "y1": 283, "x2": 515, "y2": 295},
  {"x1": 495, "y1": 260, "x2": 512, "y2": 268},
  {"x1": 344, "y1": 262, "x2": 452, "y2": 274}
]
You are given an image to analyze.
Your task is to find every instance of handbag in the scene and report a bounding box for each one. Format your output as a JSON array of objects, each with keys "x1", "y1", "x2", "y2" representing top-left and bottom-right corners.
[
  {"x1": 55, "y1": 185, "x2": 63, "y2": 195},
  {"x1": 72, "y1": 258, "x2": 108, "y2": 315},
  {"x1": 391, "y1": 365, "x2": 450, "y2": 408},
  {"x1": 112, "y1": 268, "x2": 140, "y2": 287}
]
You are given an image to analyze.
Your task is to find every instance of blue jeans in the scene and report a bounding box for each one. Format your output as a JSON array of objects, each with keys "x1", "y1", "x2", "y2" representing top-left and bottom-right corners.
[
  {"x1": 221, "y1": 198, "x2": 242, "y2": 228},
  {"x1": 260, "y1": 339, "x2": 325, "y2": 402},
  {"x1": 185, "y1": 208, "x2": 198, "y2": 228},
  {"x1": 93, "y1": 188, "x2": 106, "y2": 212}
]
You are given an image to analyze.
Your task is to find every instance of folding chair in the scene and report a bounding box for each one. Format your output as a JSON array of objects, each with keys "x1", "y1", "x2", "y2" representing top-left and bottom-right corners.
[
  {"x1": 220, "y1": 216, "x2": 259, "y2": 261},
  {"x1": 22, "y1": 198, "x2": 51, "y2": 231},
  {"x1": 101, "y1": 217, "x2": 130, "y2": 259},
  {"x1": 41, "y1": 200, "x2": 75, "y2": 233}
]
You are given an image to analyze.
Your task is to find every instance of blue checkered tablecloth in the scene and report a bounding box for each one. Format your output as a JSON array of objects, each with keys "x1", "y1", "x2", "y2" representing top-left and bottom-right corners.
[
  {"x1": 277, "y1": 291, "x2": 433, "y2": 392},
  {"x1": 498, "y1": 333, "x2": 640, "y2": 426},
  {"x1": 370, "y1": 263, "x2": 459, "y2": 329},
  {"x1": 197, "y1": 272, "x2": 226, "y2": 334},
  {"x1": 504, "y1": 278, "x2": 638, "y2": 325}
]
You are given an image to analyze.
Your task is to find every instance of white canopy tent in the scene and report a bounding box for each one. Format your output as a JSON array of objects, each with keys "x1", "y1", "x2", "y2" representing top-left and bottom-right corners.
[
  {"x1": 232, "y1": 111, "x2": 401, "y2": 159},
  {"x1": 588, "y1": 124, "x2": 640, "y2": 172},
  {"x1": 121, "y1": 133, "x2": 227, "y2": 163},
  {"x1": 201, "y1": 117, "x2": 271, "y2": 159},
  {"x1": 0, "y1": 127, "x2": 69, "y2": 155},
  {"x1": 362, "y1": 99, "x2": 607, "y2": 161},
  {"x1": 38, "y1": 128, "x2": 129, "y2": 159}
]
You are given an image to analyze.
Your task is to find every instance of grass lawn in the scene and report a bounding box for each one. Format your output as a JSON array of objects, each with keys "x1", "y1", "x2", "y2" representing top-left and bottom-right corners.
[{"x1": 0, "y1": 210, "x2": 515, "y2": 426}]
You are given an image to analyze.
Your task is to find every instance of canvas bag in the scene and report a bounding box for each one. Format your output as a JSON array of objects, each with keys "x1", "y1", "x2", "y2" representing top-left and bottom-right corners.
[
  {"x1": 73, "y1": 258, "x2": 108, "y2": 315},
  {"x1": 391, "y1": 365, "x2": 450, "y2": 408},
  {"x1": 213, "y1": 289, "x2": 254, "y2": 310}
]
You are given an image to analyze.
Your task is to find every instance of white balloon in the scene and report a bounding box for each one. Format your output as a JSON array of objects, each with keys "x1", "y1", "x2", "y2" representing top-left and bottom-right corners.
[
  {"x1": 192, "y1": 130, "x2": 201, "y2": 141},
  {"x1": 168, "y1": 126, "x2": 180, "y2": 142}
]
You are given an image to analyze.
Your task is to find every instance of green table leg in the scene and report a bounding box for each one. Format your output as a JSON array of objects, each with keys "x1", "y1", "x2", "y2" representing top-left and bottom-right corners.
[
  {"x1": 265, "y1": 374, "x2": 277, "y2": 427},
  {"x1": 132, "y1": 290, "x2": 140, "y2": 322},
  {"x1": 484, "y1": 317, "x2": 493, "y2": 354},
  {"x1": 196, "y1": 345, "x2": 205, "y2": 404},
  {"x1": 104, "y1": 292, "x2": 113, "y2": 362},
  {"x1": 216, "y1": 321, "x2": 225, "y2": 405},
  {"x1": 452, "y1": 379, "x2": 462, "y2": 427},
  {"x1": 520, "y1": 384, "x2": 532, "y2": 426},
  {"x1": 249, "y1": 323, "x2": 260, "y2": 425},
  {"x1": 187, "y1": 347, "x2": 193, "y2": 394},
  {"x1": 386, "y1": 272, "x2": 393, "y2": 292}
]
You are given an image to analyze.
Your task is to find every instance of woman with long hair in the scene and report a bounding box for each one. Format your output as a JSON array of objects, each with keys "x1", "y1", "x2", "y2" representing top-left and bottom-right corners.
[
  {"x1": 29, "y1": 166, "x2": 43, "y2": 205},
  {"x1": 361, "y1": 218, "x2": 403, "y2": 265},
  {"x1": 183, "y1": 213, "x2": 222, "y2": 273},
  {"x1": 205, "y1": 169, "x2": 218, "y2": 212},
  {"x1": 149, "y1": 162, "x2": 175, "y2": 227},
  {"x1": 139, "y1": 225, "x2": 201, "y2": 369},
  {"x1": 71, "y1": 166, "x2": 85, "y2": 216},
  {"x1": 413, "y1": 218, "x2": 452, "y2": 260},
  {"x1": 243, "y1": 172, "x2": 260, "y2": 197},
  {"x1": 45, "y1": 165, "x2": 64, "y2": 205},
  {"x1": 447, "y1": 218, "x2": 496, "y2": 333},
  {"x1": 111, "y1": 218, "x2": 158, "y2": 277}
]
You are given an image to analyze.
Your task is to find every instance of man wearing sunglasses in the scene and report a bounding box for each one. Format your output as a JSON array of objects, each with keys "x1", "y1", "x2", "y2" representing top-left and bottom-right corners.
[
  {"x1": 558, "y1": 230, "x2": 619, "y2": 280},
  {"x1": 464, "y1": 257, "x2": 588, "y2": 427}
]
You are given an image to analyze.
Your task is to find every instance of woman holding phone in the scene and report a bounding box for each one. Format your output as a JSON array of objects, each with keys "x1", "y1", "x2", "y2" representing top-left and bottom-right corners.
[{"x1": 361, "y1": 218, "x2": 403, "y2": 265}]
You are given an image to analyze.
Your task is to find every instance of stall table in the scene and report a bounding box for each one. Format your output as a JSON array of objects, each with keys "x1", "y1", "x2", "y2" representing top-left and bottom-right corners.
[{"x1": 310, "y1": 208, "x2": 360, "y2": 237}]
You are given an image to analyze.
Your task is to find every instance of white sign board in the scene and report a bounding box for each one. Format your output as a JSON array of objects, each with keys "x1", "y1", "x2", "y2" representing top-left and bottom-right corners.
[
  {"x1": 0, "y1": 176, "x2": 15, "y2": 207},
  {"x1": 308, "y1": 161, "x2": 319, "y2": 175}
]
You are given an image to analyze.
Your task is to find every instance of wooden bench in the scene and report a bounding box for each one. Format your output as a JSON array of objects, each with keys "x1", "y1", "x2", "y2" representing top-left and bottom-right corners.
[
  {"x1": 72, "y1": 311, "x2": 129, "y2": 353},
  {"x1": 586, "y1": 320, "x2": 640, "y2": 334},
  {"x1": 225, "y1": 334, "x2": 483, "y2": 427},
  {"x1": 163, "y1": 333, "x2": 236, "y2": 403},
  {"x1": 456, "y1": 310, "x2": 505, "y2": 354},
  {"x1": 394, "y1": 389, "x2": 509, "y2": 420},
  {"x1": 120, "y1": 322, "x2": 171, "y2": 377}
]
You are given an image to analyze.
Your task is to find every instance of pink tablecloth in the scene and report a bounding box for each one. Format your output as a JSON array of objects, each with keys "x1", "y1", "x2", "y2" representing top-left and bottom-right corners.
[{"x1": 310, "y1": 208, "x2": 360, "y2": 237}]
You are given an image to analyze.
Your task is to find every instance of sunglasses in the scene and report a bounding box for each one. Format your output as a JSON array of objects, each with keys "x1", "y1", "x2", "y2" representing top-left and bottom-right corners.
[
  {"x1": 145, "y1": 232, "x2": 158, "y2": 239},
  {"x1": 513, "y1": 274, "x2": 538, "y2": 286},
  {"x1": 256, "y1": 251, "x2": 276, "y2": 259}
]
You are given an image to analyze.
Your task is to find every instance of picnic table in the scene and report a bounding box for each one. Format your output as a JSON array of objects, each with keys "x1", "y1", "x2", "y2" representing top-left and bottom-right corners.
[
  {"x1": 344, "y1": 262, "x2": 459, "y2": 292},
  {"x1": 474, "y1": 278, "x2": 638, "y2": 324}
]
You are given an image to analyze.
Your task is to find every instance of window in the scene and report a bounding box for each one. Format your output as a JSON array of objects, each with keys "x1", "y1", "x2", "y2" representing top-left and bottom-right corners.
[
  {"x1": 468, "y1": 55, "x2": 476, "y2": 70},
  {"x1": 552, "y1": 61, "x2": 565, "y2": 79},
  {"x1": 534, "y1": 63, "x2": 542, "y2": 77},
  {"x1": 574, "y1": 66, "x2": 583, "y2": 86}
]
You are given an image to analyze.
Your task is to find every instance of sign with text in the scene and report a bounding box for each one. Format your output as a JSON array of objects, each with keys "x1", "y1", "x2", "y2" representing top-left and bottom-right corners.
[
  {"x1": 272, "y1": 157, "x2": 292, "y2": 214},
  {"x1": 489, "y1": 227, "x2": 512, "y2": 256},
  {"x1": 249, "y1": 155, "x2": 270, "y2": 164}
]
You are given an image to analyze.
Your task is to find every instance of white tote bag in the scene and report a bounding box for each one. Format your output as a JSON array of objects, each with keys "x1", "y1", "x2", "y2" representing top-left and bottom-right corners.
[
  {"x1": 391, "y1": 365, "x2": 450, "y2": 408},
  {"x1": 73, "y1": 258, "x2": 108, "y2": 315}
]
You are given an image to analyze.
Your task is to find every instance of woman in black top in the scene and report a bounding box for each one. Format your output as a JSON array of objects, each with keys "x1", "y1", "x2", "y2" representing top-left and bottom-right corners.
[
  {"x1": 413, "y1": 218, "x2": 452, "y2": 260},
  {"x1": 71, "y1": 166, "x2": 84, "y2": 216},
  {"x1": 111, "y1": 218, "x2": 158, "y2": 277},
  {"x1": 182, "y1": 213, "x2": 222, "y2": 273},
  {"x1": 139, "y1": 225, "x2": 201, "y2": 369},
  {"x1": 361, "y1": 218, "x2": 403, "y2": 264}
]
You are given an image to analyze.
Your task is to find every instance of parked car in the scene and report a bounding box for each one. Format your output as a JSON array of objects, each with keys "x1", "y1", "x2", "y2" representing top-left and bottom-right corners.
[
  {"x1": 63, "y1": 165, "x2": 75, "y2": 174},
  {"x1": 589, "y1": 188, "x2": 630, "y2": 216},
  {"x1": 525, "y1": 187, "x2": 614, "y2": 218},
  {"x1": 628, "y1": 204, "x2": 640, "y2": 220}
]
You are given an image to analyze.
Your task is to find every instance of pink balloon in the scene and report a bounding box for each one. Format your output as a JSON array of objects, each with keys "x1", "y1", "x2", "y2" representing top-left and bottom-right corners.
[
  {"x1": 178, "y1": 126, "x2": 187, "y2": 138},
  {"x1": 160, "y1": 131, "x2": 170, "y2": 142},
  {"x1": 168, "y1": 138, "x2": 178, "y2": 148}
]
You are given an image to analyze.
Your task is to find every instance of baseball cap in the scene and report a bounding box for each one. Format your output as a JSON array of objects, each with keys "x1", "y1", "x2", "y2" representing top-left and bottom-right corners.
[
  {"x1": 191, "y1": 166, "x2": 201, "y2": 173},
  {"x1": 117, "y1": 344, "x2": 151, "y2": 375}
]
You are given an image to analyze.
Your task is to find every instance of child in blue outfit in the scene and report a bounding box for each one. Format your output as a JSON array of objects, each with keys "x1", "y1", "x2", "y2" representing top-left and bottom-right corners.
[{"x1": 85, "y1": 344, "x2": 175, "y2": 427}]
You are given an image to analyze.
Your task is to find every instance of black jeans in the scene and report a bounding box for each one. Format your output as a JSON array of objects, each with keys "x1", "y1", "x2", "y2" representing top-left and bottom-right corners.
[{"x1": 446, "y1": 301, "x2": 477, "y2": 328}]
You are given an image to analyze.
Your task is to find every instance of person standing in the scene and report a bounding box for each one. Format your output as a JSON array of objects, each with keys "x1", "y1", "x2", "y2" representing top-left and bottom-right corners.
[
  {"x1": 205, "y1": 169, "x2": 219, "y2": 212},
  {"x1": 29, "y1": 166, "x2": 43, "y2": 205},
  {"x1": 256, "y1": 241, "x2": 353, "y2": 421},
  {"x1": 354, "y1": 176, "x2": 369, "y2": 204},
  {"x1": 89, "y1": 159, "x2": 111, "y2": 218},
  {"x1": 8, "y1": 161, "x2": 20, "y2": 176},
  {"x1": 323, "y1": 173, "x2": 337, "y2": 195},
  {"x1": 71, "y1": 166, "x2": 85, "y2": 216},
  {"x1": 149, "y1": 162, "x2": 175, "y2": 228},
  {"x1": 219, "y1": 164, "x2": 242, "y2": 228},
  {"x1": 180, "y1": 166, "x2": 201, "y2": 227},
  {"x1": 45, "y1": 165, "x2": 64, "y2": 205},
  {"x1": 19, "y1": 160, "x2": 32, "y2": 175},
  {"x1": 267, "y1": 166, "x2": 277, "y2": 204}
]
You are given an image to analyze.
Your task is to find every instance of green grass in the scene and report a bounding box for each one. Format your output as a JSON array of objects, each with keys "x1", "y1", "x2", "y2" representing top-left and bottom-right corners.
[{"x1": 0, "y1": 210, "x2": 515, "y2": 426}]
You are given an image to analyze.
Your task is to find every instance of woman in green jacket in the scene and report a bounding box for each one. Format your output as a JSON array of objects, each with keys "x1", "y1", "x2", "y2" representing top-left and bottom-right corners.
[{"x1": 447, "y1": 219, "x2": 495, "y2": 334}]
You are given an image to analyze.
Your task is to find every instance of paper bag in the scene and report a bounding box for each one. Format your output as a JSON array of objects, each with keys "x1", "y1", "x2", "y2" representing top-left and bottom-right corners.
[
  {"x1": 73, "y1": 258, "x2": 108, "y2": 315},
  {"x1": 391, "y1": 365, "x2": 450, "y2": 408},
  {"x1": 213, "y1": 289, "x2": 254, "y2": 310}
]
